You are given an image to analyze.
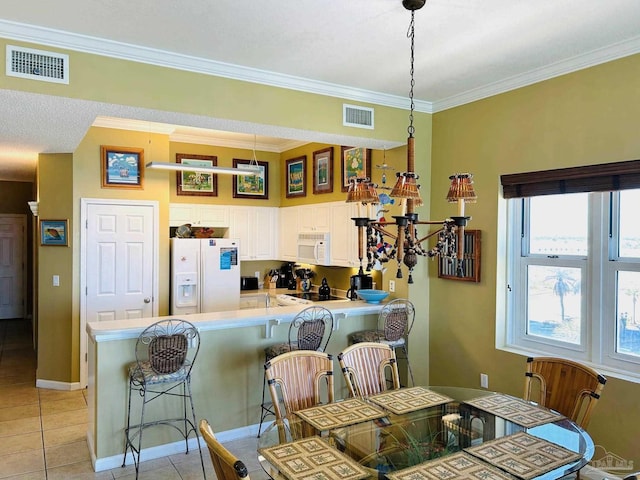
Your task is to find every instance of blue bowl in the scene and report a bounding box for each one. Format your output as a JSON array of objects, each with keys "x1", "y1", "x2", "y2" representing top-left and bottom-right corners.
[{"x1": 355, "y1": 289, "x2": 390, "y2": 304}]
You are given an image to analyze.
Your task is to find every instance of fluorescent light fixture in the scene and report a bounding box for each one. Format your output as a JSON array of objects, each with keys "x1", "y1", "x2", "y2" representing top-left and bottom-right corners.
[{"x1": 146, "y1": 161, "x2": 262, "y2": 176}]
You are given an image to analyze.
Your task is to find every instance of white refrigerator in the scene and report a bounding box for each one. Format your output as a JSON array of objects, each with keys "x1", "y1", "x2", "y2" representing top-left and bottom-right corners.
[{"x1": 171, "y1": 238, "x2": 241, "y2": 314}]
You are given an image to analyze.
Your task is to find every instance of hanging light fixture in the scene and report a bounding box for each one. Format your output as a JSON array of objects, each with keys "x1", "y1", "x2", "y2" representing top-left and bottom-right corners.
[
  {"x1": 147, "y1": 134, "x2": 263, "y2": 176},
  {"x1": 347, "y1": 0, "x2": 477, "y2": 283}
]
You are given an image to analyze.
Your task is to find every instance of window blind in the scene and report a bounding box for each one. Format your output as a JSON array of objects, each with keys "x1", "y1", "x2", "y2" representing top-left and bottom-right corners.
[{"x1": 500, "y1": 159, "x2": 640, "y2": 198}]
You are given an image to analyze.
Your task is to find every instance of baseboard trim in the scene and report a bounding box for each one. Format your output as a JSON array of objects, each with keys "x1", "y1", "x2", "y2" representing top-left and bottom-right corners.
[
  {"x1": 36, "y1": 379, "x2": 82, "y2": 390},
  {"x1": 92, "y1": 423, "x2": 259, "y2": 472}
]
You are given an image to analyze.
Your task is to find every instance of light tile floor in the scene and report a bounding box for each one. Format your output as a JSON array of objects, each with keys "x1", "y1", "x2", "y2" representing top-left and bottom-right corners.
[{"x1": 0, "y1": 319, "x2": 269, "y2": 480}]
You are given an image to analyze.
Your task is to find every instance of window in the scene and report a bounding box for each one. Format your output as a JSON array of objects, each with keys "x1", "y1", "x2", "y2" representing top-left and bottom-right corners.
[{"x1": 500, "y1": 160, "x2": 640, "y2": 382}]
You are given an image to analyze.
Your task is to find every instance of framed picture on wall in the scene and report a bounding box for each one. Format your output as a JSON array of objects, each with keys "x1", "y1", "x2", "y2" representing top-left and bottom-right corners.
[
  {"x1": 100, "y1": 145, "x2": 144, "y2": 189},
  {"x1": 313, "y1": 147, "x2": 333, "y2": 194},
  {"x1": 40, "y1": 219, "x2": 69, "y2": 246},
  {"x1": 232, "y1": 159, "x2": 269, "y2": 199},
  {"x1": 286, "y1": 156, "x2": 307, "y2": 198},
  {"x1": 341, "y1": 146, "x2": 371, "y2": 192},
  {"x1": 176, "y1": 153, "x2": 218, "y2": 196}
]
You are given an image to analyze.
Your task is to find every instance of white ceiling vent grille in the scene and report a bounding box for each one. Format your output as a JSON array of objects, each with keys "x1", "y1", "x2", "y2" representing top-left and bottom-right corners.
[
  {"x1": 343, "y1": 104, "x2": 374, "y2": 130},
  {"x1": 6, "y1": 45, "x2": 69, "y2": 84}
]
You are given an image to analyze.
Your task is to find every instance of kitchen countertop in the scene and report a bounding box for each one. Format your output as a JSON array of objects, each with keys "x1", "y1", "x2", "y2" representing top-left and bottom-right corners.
[{"x1": 87, "y1": 295, "x2": 381, "y2": 343}]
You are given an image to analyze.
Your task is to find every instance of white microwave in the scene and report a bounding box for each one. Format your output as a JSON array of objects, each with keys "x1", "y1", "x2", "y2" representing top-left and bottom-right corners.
[{"x1": 297, "y1": 232, "x2": 331, "y2": 266}]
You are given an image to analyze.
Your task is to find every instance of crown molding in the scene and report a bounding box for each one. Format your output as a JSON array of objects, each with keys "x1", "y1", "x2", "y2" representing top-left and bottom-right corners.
[
  {"x1": 2, "y1": 19, "x2": 639, "y2": 116},
  {"x1": 432, "y1": 35, "x2": 640, "y2": 112},
  {"x1": 0, "y1": 19, "x2": 432, "y2": 114}
]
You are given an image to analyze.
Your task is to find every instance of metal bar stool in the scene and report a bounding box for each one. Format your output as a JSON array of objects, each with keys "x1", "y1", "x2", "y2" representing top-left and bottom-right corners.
[
  {"x1": 257, "y1": 306, "x2": 333, "y2": 437},
  {"x1": 122, "y1": 319, "x2": 206, "y2": 479}
]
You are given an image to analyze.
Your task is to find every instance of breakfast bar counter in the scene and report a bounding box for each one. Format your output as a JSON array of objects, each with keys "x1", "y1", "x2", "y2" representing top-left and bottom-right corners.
[{"x1": 86, "y1": 299, "x2": 384, "y2": 472}]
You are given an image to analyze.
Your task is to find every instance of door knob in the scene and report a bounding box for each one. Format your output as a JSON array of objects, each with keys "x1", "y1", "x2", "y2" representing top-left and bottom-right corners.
[{"x1": 144, "y1": 298, "x2": 151, "y2": 303}]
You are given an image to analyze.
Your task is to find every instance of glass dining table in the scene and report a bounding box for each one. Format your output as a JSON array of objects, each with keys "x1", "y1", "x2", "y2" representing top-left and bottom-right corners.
[{"x1": 257, "y1": 386, "x2": 594, "y2": 480}]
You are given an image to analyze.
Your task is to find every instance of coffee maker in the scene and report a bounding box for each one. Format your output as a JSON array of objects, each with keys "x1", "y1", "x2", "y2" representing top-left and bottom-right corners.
[
  {"x1": 280, "y1": 262, "x2": 297, "y2": 290},
  {"x1": 346, "y1": 270, "x2": 373, "y2": 300}
]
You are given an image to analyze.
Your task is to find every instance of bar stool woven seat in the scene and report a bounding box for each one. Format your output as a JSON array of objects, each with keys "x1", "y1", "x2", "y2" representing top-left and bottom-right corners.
[
  {"x1": 348, "y1": 298, "x2": 415, "y2": 387},
  {"x1": 257, "y1": 306, "x2": 333, "y2": 437},
  {"x1": 122, "y1": 319, "x2": 206, "y2": 479}
]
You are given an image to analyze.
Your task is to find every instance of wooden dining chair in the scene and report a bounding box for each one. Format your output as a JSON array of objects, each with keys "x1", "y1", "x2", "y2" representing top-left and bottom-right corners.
[
  {"x1": 199, "y1": 419, "x2": 250, "y2": 480},
  {"x1": 258, "y1": 306, "x2": 333, "y2": 437},
  {"x1": 524, "y1": 356, "x2": 607, "y2": 429},
  {"x1": 264, "y1": 350, "x2": 334, "y2": 438},
  {"x1": 338, "y1": 342, "x2": 400, "y2": 398},
  {"x1": 348, "y1": 298, "x2": 415, "y2": 386}
]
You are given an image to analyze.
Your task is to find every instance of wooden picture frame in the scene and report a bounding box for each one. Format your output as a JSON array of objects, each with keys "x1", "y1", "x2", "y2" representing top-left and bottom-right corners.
[
  {"x1": 176, "y1": 153, "x2": 218, "y2": 196},
  {"x1": 341, "y1": 146, "x2": 371, "y2": 192},
  {"x1": 40, "y1": 219, "x2": 69, "y2": 246},
  {"x1": 286, "y1": 155, "x2": 307, "y2": 198},
  {"x1": 232, "y1": 159, "x2": 269, "y2": 199},
  {"x1": 313, "y1": 147, "x2": 333, "y2": 194},
  {"x1": 438, "y1": 229, "x2": 481, "y2": 282},
  {"x1": 100, "y1": 145, "x2": 144, "y2": 189}
]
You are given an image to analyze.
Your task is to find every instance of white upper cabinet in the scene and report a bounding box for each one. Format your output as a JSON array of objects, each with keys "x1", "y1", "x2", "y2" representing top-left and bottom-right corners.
[
  {"x1": 169, "y1": 204, "x2": 229, "y2": 227},
  {"x1": 298, "y1": 203, "x2": 331, "y2": 232},
  {"x1": 278, "y1": 206, "x2": 298, "y2": 262},
  {"x1": 329, "y1": 201, "x2": 360, "y2": 267},
  {"x1": 228, "y1": 206, "x2": 278, "y2": 261}
]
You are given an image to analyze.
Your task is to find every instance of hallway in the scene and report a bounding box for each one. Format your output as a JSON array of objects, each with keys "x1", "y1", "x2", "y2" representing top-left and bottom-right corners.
[{"x1": 0, "y1": 319, "x2": 266, "y2": 479}]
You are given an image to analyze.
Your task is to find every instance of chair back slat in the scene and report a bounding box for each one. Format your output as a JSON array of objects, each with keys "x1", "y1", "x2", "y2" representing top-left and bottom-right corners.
[
  {"x1": 338, "y1": 342, "x2": 400, "y2": 398},
  {"x1": 264, "y1": 350, "x2": 334, "y2": 424},
  {"x1": 524, "y1": 356, "x2": 606, "y2": 429}
]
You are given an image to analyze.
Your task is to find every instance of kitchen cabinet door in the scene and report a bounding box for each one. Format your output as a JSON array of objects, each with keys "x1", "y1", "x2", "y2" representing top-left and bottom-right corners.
[
  {"x1": 298, "y1": 204, "x2": 331, "y2": 232},
  {"x1": 229, "y1": 206, "x2": 277, "y2": 260},
  {"x1": 330, "y1": 202, "x2": 360, "y2": 267},
  {"x1": 169, "y1": 203, "x2": 229, "y2": 227},
  {"x1": 278, "y1": 206, "x2": 298, "y2": 261}
]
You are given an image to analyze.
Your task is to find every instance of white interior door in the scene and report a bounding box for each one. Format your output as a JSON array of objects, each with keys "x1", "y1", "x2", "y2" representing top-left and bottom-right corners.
[
  {"x1": 0, "y1": 215, "x2": 26, "y2": 319},
  {"x1": 80, "y1": 199, "x2": 158, "y2": 387}
]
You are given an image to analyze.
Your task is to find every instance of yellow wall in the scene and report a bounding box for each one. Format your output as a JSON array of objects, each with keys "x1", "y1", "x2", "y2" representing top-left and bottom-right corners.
[
  {"x1": 37, "y1": 154, "x2": 74, "y2": 382},
  {"x1": 430, "y1": 53, "x2": 640, "y2": 466}
]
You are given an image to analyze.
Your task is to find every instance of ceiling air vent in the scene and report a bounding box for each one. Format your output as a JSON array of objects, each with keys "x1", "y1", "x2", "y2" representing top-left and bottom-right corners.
[
  {"x1": 6, "y1": 45, "x2": 69, "y2": 84},
  {"x1": 343, "y1": 104, "x2": 374, "y2": 130}
]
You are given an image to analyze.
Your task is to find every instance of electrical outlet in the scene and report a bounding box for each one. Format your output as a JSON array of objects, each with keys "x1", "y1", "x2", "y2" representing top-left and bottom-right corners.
[
  {"x1": 480, "y1": 373, "x2": 489, "y2": 389},
  {"x1": 389, "y1": 280, "x2": 395, "y2": 292},
  {"x1": 53, "y1": 275, "x2": 60, "y2": 287}
]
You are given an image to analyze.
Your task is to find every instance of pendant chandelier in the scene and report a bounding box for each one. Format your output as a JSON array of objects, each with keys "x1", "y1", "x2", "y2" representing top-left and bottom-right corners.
[{"x1": 346, "y1": 0, "x2": 477, "y2": 284}]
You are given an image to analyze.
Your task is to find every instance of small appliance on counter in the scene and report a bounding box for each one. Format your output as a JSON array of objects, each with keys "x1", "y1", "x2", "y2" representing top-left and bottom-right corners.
[
  {"x1": 318, "y1": 278, "x2": 331, "y2": 300},
  {"x1": 346, "y1": 271, "x2": 374, "y2": 301},
  {"x1": 240, "y1": 276, "x2": 259, "y2": 291}
]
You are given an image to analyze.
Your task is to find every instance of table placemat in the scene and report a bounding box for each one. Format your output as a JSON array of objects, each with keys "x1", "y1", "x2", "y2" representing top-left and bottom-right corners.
[
  {"x1": 464, "y1": 393, "x2": 563, "y2": 428},
  {"x1": 258, "y1": 436, "x2": 369, "y2": 480},
  {"x1": 465, "y1": 431, "x2": 582, "y2": 480},
  {"x1": 386, "y1": 451, "x2": 517, "y2": 480},
  {"x1": 367, "y1": 387, "x2": 454, "y2": 415},
  {"x1": 294, "y1": 398, "x2": 387, "y2": 430}
]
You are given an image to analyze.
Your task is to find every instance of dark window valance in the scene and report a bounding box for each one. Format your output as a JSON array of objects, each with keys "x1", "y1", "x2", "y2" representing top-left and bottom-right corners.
[{"x1": 500, "y1": 159, "x2": 640, "y2": 199}]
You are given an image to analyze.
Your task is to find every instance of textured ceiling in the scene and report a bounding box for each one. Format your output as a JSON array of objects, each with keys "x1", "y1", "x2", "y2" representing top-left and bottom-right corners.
[{"x1": 2, "y1": 0, "x2": 640, "y2": 181}]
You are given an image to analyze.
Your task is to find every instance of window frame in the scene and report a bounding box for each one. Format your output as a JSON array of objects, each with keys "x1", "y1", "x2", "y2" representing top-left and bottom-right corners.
[{"x1": 502, "y1": 191, "x2": 640, "y2": 383}]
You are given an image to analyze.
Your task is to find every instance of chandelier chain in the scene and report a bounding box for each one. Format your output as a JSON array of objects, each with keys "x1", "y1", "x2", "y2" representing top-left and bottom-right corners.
[{"x1": 407, "y1": 10, "x2": 416, "y2": 138}]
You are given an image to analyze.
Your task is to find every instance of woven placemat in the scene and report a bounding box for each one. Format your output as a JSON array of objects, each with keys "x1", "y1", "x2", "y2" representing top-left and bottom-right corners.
[
  {"x1": 386, "y1": 451, "x2": 517, "y2": 480},
  {"x1": 465, "y1": 431, "x2": 582, "y2": 480},
  {"x1": 258, "y1": 436, "x2": 369, "y2": 480},
  {"x1": 294, "y1": 398, "x2": 387, "y2": 430},
  {"x1": 367, "y1": 387, "x2": 454, "y2": 415},
  {"x1": 464, "y1": 393, "x2": 563, "y2": 428}
]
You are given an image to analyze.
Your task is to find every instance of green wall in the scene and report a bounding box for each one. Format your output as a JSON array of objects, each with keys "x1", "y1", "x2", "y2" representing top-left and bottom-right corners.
[{"x1": 430, "y1": 53, "x2": 640, "y2": 467}]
